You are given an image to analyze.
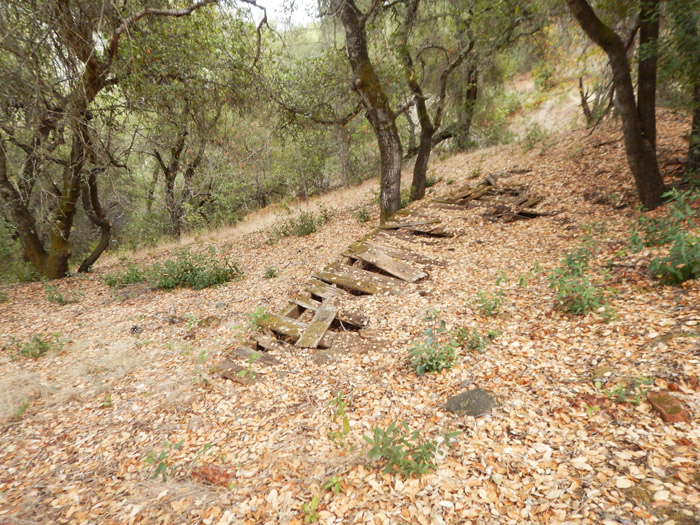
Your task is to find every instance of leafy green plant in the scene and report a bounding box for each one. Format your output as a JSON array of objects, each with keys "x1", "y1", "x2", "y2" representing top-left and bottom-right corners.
[
  {"x1": 264, "y1": 266, "x2": 279, "y2": 279},
  {"x1": 145, "y1": 439, "x2": 185, "y2": 481},
  {"x1": 425, "y1": 175, "x2": 439, "y2": 188},
  {"x1": 246, "y1": 306, "x2": 268, "y2": 330},
  {"x1": 148, "y1": 247, "x2": 243, "y2": 290},
  {"x1": 103, "y1": 262, "x2": 146, "y2": 288},
  {"x1": 185, "y1": 313, "x2": 198, "y2": 330},
  {"x1": 323, "y1": 476, "x2": 342, "y2": 495},
  {"x1": 364, "y1": 421, "x2": 459, "y2": 478},
  {"x1": 605, "y1": 377, "x2": 654, "y2": 406},
  {"x1": 15, "y1": 399, "x2": 30, "y2": 419},
  {"x1": 409, "y1": 311, "x2": 457, "y2": 375},
  {"x1": 5, "y1": 333, "x2": 63, "y2": 359},
  {"x1": 301, "y1": 495, "x2": 319, "y2": 524},
  {"x1": 43, "y1": 281, "x2": 82, "y2": 305},
  {"x1": 649, "y1": 234, "x2": 700, "y2": 284},
  {"x1": 353, "y1": 203, "x2": 372, "y2": 223},
  {"x1": 0, "y1": 290, "x2": 8, "y2": 303},
  {"x1": 453, "y1": 328, "x2": 498, "y2": 353},
  {"x1": 268, "y1": 208, "x2": 334, "y2": 244},
  {"x1": 521, "y1": 122, "x2": 549, "y2": 152},
  {"x1": 327, "y1": 392, "x2": 351, "y2": 445},
  {"x1": 236, "y1": 353, "x2": 258, "y2": 380},
  {"x1": 474, "y1": 289, "x2": 503, "y2": 316},
  {"x1": 548, "y1": 237, "x2": 615, "y2": 319}
]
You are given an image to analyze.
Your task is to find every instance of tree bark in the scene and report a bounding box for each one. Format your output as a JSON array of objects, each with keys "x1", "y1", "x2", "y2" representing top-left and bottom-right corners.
[
  {"x1": 456, "y1": 66, "x2": 478, "y2": 151},
  {"x1": 567, "y1": 0, "x2": 665, "y2": 209},
  {"x1": 332, "y1": 0, "x2": 402, "y2": 223},
  {"x1": 335, "y1": 124, "x2": 351, "y2": 188},
  {"x1": 78, "y1": 168, "x2": 112, "y2": 273},
  {"x1": 687, "y1": 79, "x2": 700, "y2": 182},
  {"x1": 638, "y1": 0, "x2": 659, "y2": 149}
]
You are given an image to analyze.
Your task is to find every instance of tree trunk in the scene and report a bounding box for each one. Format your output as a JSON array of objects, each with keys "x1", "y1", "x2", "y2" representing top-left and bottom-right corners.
[
  {"x1": 687, "y1": 79, "x2": 700, "y2": 182},
  {"x1": 567, "y1": 0, "x2": 665, "y2": 209},
  {"x1": 335, "y1": 124, "x2": 351, "y2": 188},
  {"x1": 638, "y1": 0, "x2": 659, "y2": 149},
  {"x1": 411, "y1": 127, "x2": 433, "y2": 200},
  {"x1": 456, "y1": 66, "x2": 478, "y2": 151},
  {"x1": 78, "y1": 168, "x2": 112, "y2": 273},
  {"x1": 332, "y1": 0, "x2": 402, "y2": 223}
]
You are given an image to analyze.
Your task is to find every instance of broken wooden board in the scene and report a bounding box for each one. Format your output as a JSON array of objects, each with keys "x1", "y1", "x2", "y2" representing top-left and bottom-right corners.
[
  {"x1": 251, "y1": 333, "x2": 284, "y2": 352},
  {"x1": 381, "y1": 218, "x2": 442, "y2": 230},
  {"x1": 295, "y1": 303, "x2": 338, "y2": 348},
  {"x1": 257, "y1": 313, "x2": 335, "y2": 347},
  {"x1": 315, "y1": 261, "x2": 404, "y2": 295},
  {"x1": 305, "y1": 279, "x2": 352, "y2": 300},
  {"x1": 343, "y1": 243, "x2": 426, "y2": 282},
  {"x1": 361, "y1": 240, "x2": 437, "y2": 265},
  {"x1": 288, "y1": 293, "x2": 366, "y2": 329}
]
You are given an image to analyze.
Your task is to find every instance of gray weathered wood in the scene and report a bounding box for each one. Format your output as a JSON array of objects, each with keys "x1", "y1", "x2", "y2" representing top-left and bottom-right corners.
[
  {"x1": 344, "y1": 244, "x2": 426, "y2": 282},
  {"x1": 295, "y1": 303, "x2": 338, "y2": 348},
  {"x1": 257, "y1": 313, "x2": 335, "y2": 347},
  {"x1": 305, "y1": 279, "x2": 352, "y2": 300},
  {"x1": 381, "y1": 218, "x2": 441, "y2": 230},
  {"x1": 315, "y1": 262, "x2": 403, "y2": 295}
]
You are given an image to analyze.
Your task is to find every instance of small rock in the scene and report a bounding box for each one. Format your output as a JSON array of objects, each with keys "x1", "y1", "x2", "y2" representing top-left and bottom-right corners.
[
  {"x1": 215, "y1": 302, "x2": 227, "y2": 309},
  {"x1": 446, "y1": 388, "x2": 497, "y2": 417},
  {"x1": 198, "y1": 315, "x2": 221, "y2": 328},
  {"x1": 647, "y1": 392, "x2": 691, "y2": 423}
]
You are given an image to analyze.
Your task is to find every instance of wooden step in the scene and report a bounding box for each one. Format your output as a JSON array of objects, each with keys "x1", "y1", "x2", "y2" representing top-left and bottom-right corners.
[
  {"x1": 315, "y1": 261, "x2": 403, "y2": 295},
  {"x1": 295, "y1": 303, "x2": 338, "y2": 348},
  {"x1": 349, "y1": 240, "x2": 434, "y2": 265},
  {"x1": 344, "y1": 243, "x2": 426, "y2": 282},
  {"x1": 381, "y1": 218, "x2": 441, "y2": 230},
  {"x1": 257, "y1": 313, "x2": 335, "y2": 347},
  {"x1": 305, "y1": 279, "x2": 352, "y2": 300}
]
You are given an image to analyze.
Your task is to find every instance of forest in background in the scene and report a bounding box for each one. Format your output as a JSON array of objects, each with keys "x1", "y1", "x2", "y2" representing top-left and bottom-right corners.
[{"x1": 0, "y1": 0, "x2": 698, "y2": 281}]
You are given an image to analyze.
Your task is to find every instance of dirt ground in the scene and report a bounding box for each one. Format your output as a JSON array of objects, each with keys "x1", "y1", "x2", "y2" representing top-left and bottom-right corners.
[{"x1": 1, "y1": 109, "x2": 698, "y2": 524}]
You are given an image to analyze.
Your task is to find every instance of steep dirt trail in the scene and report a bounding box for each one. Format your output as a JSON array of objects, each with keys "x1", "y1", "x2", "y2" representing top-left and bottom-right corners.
[{"x1": 0, "y1": 111, "x2": 698, "y2": 524}]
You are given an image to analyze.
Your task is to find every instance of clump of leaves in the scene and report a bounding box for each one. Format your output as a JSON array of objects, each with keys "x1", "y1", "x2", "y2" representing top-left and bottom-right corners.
[
  {"x1": 323, "y1": 476, "x2": 342, "y2": 495},
  {"x1": 453, "y1": 327, "x2": 499, "y2": 353},
  {"x1": 409, "y1": 311, "x2": 457, "y2": 375},
  {"x1": 425, "y1": 175, "x2": 439, "y2": 188},
  {"x1": 353, "y1": 203, "x2": 373, "y2": 223},
  {"x1": 327, "y1": 392, "x2": 351, "y2": 445},
  {"x1": 268, "y1": 207, "x2": 334, "y2": 244},
  {"x1": 629, "y1": 189, "x2": 700, "y2": 284},
  {"x1": 548, "y1": 236, "x2": 615, "y2": 320},
  {"x1": 148, "y1": 247, "x2": 243, "y2": 290},
  {"x1": 43, "y1": 281, "x2": 82, "y2": 305},
  {"x1": 246, "y1": 306, "x2": 268, "y2": 331},
  {"x1": 604, "y1": 376, "x2": 654, "y2": 406},
  {"x1": 364, "y1": 421, "x2": 459, "y2": 478},
  {"x1": 474, "y1": 289, "x2": 503, "y2": 316},
  {"x1": 145, "y1": 439, "x2": 184, "y2": 481},
  {"x1": 0, "y1": 289, "x2": 7, "y2": 303},
  {"x1": 301, "y1": 495, "x2": 319, "y2": 524},
  {"x1": 4, "y1": 333, "x2": 63, "y2": 359},
  {"x1": 264, "y1": 266, "x2": 279, "y2": 279},
  {"x1": 103, "y1": 262, "x2": 146, "y2": 288}
]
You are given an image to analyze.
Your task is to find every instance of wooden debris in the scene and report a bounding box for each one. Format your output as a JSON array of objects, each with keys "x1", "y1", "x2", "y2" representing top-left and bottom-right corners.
[
  {"x1": 380, "y1": 218, "x2": 442, "y2": 230},
  {"x1": 228, "y1": 345, "x2": 280, "y2": 366},
  {"x1": 257, "y1": 313, "x2": 335, "y2": 347},
  {"x1": 344, "y1": 243, "x2": 426, "y2": 282},
  {"x1": 315, "y1": 261, "x2": 404, "y2": 295},
  {"x1": 295, "y1": 303, "x2": 338, "y2": 348},
  {"x1": 305, "y1": 278, "x2": 352, "y2": 300}
]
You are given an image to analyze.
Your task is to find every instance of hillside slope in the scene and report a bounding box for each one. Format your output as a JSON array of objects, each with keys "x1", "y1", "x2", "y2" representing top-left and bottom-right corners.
[{"x1": 0, "y1": 110, "x2": 698, "y2": 524}]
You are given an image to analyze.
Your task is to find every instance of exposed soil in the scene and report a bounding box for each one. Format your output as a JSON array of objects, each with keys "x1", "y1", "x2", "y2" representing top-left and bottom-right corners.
[{"x1": 0, "y1": 109, "x2": 698, "y2": 524}]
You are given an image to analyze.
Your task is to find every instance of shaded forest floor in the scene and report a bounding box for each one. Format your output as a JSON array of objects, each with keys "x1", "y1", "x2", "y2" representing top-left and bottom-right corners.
[{"x1": 1, "y1": 109, "x2": 699, "y2": 524}]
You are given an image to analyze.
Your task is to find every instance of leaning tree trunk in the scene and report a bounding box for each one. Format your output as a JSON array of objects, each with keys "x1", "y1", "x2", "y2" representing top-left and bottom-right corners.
[
  {"x1": 567, "y1": 0, "x2": 665, "y2": 209},
  {"x1": 687, "y1": 79, "x2": 700, "y2": 182},
  {"x1": 78, "y1": 168, "x2": 112, "y2": 273},
  {"x1": 333, "y1": 0, "x2": 402, "y2": 223},
  {"x1": 638, "y1": 0, "x2": 659, "y2": 150},
  {"x1": 411, "y1": 125, "x2": 433, "y2": 201},
  {"x1": 456, "y1": 66, "x2": 478, "y2": 152},
  {"x1": 335, "y1": 123, "x2": 351, "y2": 189}
]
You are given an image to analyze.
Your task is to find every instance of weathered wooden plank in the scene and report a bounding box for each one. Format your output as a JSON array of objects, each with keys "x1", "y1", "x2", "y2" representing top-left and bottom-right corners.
[
  {"x1": 257, "y1": 313, "x2": 335, "y2": 347},
  {"x1": 229, "y1": 345, "x2": 280, "y2": 366},
  {"x1": 295, "y1": 303, "x2": 338, "y2": 348},
  {"x1": 347, "y1": 240, "x2": 433, "y2": 265},
  {"x1": 280, "y1": 302, "x2": 302, "y2": 319},
  {"x1": 294, "y1": 294, "x2": 322, "y2": 311},
  {"x1": 344, "y1": 244, "x2": 426, "y2": 282},
  {"x1": 305, "y1": 279, "x2": 352, "y2": 300},
  {"x1": 315, "y1": 262, "x2": 403, "y2": 295},
  {"x1": 381, "y1": 218, "x2": 441, "y2": 230},
  {"x1": 251, "y1": 333, "x2": 283, "y2": 351}
]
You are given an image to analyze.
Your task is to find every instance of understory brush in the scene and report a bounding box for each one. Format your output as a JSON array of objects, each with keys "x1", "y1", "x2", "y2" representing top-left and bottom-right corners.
[
  {"x1": 267, "y1": 206, "x2": 334, "y2": 244},
  {"x1": 104, "y1": 247, "x2": 242, "y2": 290},
  {"x1": 409, "y1": 311, "x2": 457, "y2": 375},
  {"x1": 549, "y1": 236, "x2": 615, "y2": 320},
  {"x1": 629, "y1": 188, "x2": 700, "y2": 284},
  {"x1": 4, "y1": 333, "x2": 63, "y2": 360},
  {"x1": 364, "y1": 421, "x2": 459, "y2": 478}
]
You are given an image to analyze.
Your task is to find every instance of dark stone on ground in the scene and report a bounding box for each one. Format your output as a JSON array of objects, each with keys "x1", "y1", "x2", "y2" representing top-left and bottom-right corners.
[{"x1": 446, "y1": 388, "x2": 497, "y2": 417}]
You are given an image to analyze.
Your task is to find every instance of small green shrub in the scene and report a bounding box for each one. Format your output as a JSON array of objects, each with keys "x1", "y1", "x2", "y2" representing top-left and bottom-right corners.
[
  {"x1": 364, "y1": 421, "x2": 459, "y2": 478},
  {"x1": 268, "y1": 207, "x2": 334, "y2": 244},
  {"x1": 149, "y1": 248, "x2": 242, "y2": 290},
  {"x1": 0, "y1": 290, "x2": 8, "y2": 303},
  {"x1": 549, "y1": 237, "x2": 615, "y2": 319},
  {"x1": 301, "y1": 495, "x2": 319, "y2": 524},
  {"x1": 474, "y1": 289, "x2": 503, "y2": 316},
  {"x1": 145, "y1": 439, "x2": 185, "y2": 481},
  {"x1": 327, "y1": 392, "x2": 351, "y2": 445},
  {"x1": 5, "y1": 333, "x2": 63, "y2": 359},
  {"x1": 649, "y1": 234, "x2": 700, "y2": 284},
  {"x1": 409, "y1": 311, "x2": 457, "y2": 375},
  {"x1": 453, "y1": 327, "x2": 498, "y2": 353},
  {"x1": 521, "y1": 123, "x2": 549, "y2": 152},
  {"x1": 103, "y1": 262, "x2": 146, "y2": 288},
  {"x1": 43, "y1": 282, "x2": 82, "y2": 305},
  {"x1": 353, "y1": 203, "x2": 373, "y2": 223},
  {"x1": 264, "y1": 266, "x2": 279, "y2": 279},
  {"x1": 425, "y1": 175, "x2": 439, "y2": 188}
]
